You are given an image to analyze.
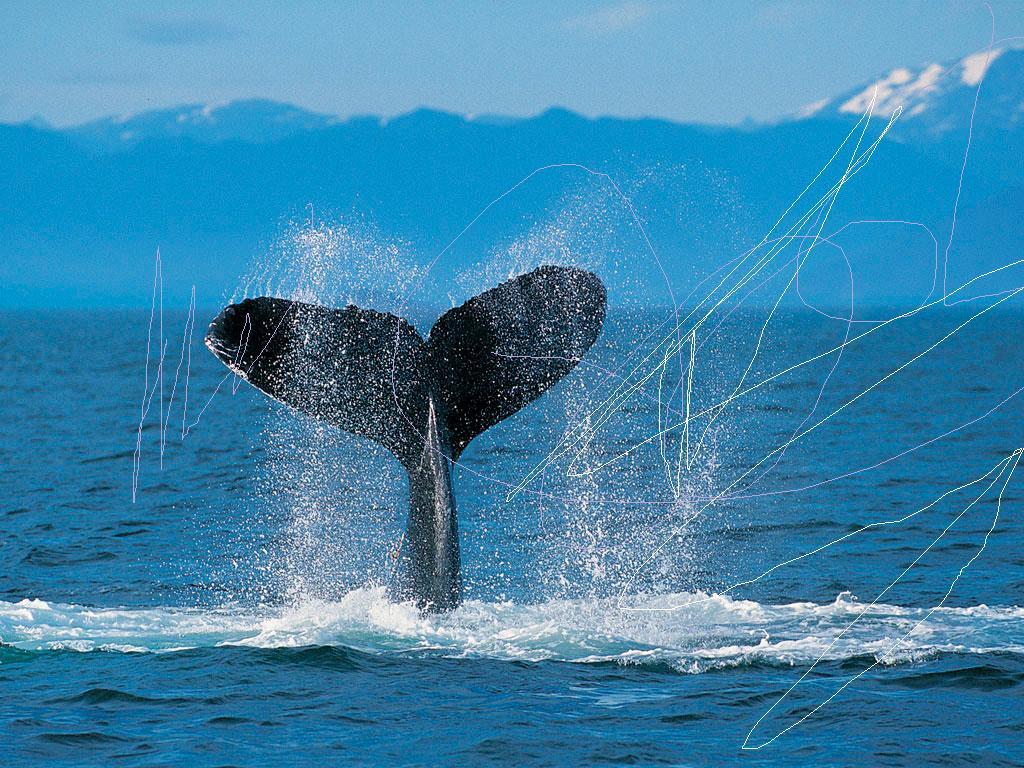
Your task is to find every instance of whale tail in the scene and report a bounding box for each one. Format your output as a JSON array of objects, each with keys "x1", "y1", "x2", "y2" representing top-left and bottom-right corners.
[
  {"x1": 205, "y1": 265, "x2": 607, "y2": 609},
  {"x1": 206, "y1": 265, "x2": 606, "y2": 467}
]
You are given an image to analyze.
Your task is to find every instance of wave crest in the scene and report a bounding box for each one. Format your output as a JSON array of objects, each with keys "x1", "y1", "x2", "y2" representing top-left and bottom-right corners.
[{"x1": 2, "y1": 590, "x2": 1022, "y2": 671}]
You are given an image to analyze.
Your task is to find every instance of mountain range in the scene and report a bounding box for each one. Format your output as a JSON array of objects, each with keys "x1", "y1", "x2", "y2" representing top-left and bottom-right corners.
[{"x1": 2, "y1": 46, "x2": 1021, "y2": 309}]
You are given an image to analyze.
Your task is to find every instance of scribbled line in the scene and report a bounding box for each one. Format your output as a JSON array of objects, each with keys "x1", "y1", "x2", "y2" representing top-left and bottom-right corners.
[
  {"x1": 126, "y1": 14, "x2": 1022, "y2": 752},
  {"x1": 130, "y1": 249, "x2": 206, "y2": 501},
  {"x1": 130, "y1": 249, "x2": 203, "y2": 499},
  {"x1": 743, "y1": 448, "x2": 1021, "y2": 749},
  {"x1": 373, "y1": 14, "x2": 1021, "y2": 749},
  {"x1": 739, "y1": 16, "x2": 1019, "y2": 749},
  {"x1": 131, "y1": 252, "x2": 299, "y2": 499}
]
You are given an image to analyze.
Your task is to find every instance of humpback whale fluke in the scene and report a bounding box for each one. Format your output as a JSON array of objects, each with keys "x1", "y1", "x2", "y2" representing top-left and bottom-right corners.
[{"x1": 205, "y1": 265, "x2": 607, "y2": 612}]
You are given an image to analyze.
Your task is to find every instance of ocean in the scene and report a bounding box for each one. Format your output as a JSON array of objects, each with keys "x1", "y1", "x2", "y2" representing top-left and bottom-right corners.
[{"x1": 1, "y1": 300, "x2": 1022, "y2": 767}]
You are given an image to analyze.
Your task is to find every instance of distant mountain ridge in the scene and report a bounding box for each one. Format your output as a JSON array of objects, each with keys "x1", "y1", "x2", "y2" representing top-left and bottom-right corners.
[
  {"x1": 790, "y1": 45, "x2": 1024, "y2": 177},
  {"x1": 1, "y1": 48, "x2": 1021, "y2": 308},
  {"x1": 67, "y1": 99, "x2": 342, "y2": 149},
  {"x1": 36, "y1": 45, "x2": 1024, "y2": 154}
]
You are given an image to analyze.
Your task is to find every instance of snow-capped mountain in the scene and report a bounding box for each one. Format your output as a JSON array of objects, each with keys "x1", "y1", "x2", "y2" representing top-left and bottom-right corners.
[
  {"x1": 2, "y1": 48, "x2": 1021, "y2": 307},
  {"x1": 795, "y1": 46, "x2": 1024, "y2": 150},
  {"x1": 68, "y1": 99, "x2": 341, "y2": 148},
  {"x1": 56, "y1": 46, "x2": 1024, "y2": 156}
]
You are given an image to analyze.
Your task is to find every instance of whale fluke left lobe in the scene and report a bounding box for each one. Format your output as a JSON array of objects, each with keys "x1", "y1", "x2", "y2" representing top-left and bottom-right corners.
[{"x1": 205, "y1": 297, "x2": 431, "y2": 468}]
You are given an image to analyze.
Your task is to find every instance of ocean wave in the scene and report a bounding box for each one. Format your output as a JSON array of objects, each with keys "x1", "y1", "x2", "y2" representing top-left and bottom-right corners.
[{"x1": 1, "y1": 590, "x2": 1022, "y2": 672}]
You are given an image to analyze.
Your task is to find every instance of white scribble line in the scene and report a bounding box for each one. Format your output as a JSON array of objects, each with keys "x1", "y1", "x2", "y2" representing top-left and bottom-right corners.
[
  {"x1": 367, "y1": 81, "x2": 1020, "y2": 520},
  {"x1": 135, "y1": 264, "x2": 309, "y2": 487},
  {"x1": 163, "y1": 285, "x2": 196, "y2": 460},
  {"x1": 132, "y1": 252, "x2": 206, "y2": 497},
  {"x1": 181, "y1": 287, "x2": 195, "y2": 440},
  {"x1": 131, "y1": 248, "x2": 162, "y2": 502},
  {"x1": 182, "y1": 373, "x2": 234, "y2": 438},
  {"x1": 581, "y1": 270, "x2": 1024, "y2": 481},
  {"x1": 382, "y1": 101, "x2": 898, "y2": 510},
  {"x1": 731, "y1": 14, "x2": 1019, "y2": 747},
  {"x1": 637, "y1": 453, "x2": 1014, "y2": 615},
  {"x1": 125, "y1": 18, "x2": 1023, "y2": 751},
  {"x1": 943, "y1": 6, "x2": 995, "y2": 305},
  {"x1": 508, "y1": 103, "x2": 901, "y2": 499},
  {"x1": 230, "y1": 313, "x2": 253, "y2": 394},
  {"x1": 387, "y1": 161, "x2": 691, "y2": 481},
  {"x1": 616, "y1": 286, "x2": 1022, "y2": 592},
  {"x1": 742, "y1": 449, "x2": 1021, "y2": 749}
]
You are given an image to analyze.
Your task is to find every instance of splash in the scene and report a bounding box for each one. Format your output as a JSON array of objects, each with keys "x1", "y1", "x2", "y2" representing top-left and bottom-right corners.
[
  {"x1": 3, "y1": 592, "x2": 1022, "y2": 670},
  {"x1": 235, "y1": 214, "x2": 422, "y2": 312}
]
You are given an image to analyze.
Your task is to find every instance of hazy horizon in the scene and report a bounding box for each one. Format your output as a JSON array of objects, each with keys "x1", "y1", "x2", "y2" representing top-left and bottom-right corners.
[{"x1": 4, "y1": 0, "x2": 1024, "y2": 128}]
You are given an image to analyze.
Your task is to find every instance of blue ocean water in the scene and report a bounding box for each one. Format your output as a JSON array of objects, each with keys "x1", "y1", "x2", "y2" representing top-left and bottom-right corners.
[{"x1": 1, "y1": 301, "x2": 1023, "y2": 767}]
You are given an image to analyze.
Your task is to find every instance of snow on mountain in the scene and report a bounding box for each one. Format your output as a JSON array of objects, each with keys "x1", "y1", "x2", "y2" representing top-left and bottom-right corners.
[
  {"x1": 795, "y1": 46, "x2": 1024, "y2": 139},
  {"x1": 53, "y1": 44, "x2": 1024, "y2": 158}
]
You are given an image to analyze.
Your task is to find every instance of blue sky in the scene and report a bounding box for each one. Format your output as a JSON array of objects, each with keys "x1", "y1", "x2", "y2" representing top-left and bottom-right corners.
[{"x1": 3, "y1": 0, "x2": 1023, "y2": 127}]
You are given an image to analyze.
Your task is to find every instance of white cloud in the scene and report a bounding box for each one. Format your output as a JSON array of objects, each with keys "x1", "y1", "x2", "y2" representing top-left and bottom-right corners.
[{"x1": 563, "y1": 2, "x2": 652, "y2": 34}]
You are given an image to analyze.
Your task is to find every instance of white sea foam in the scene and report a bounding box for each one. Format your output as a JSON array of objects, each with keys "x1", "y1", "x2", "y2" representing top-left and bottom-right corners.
[{"x1": 2, "y1": 590, "x2": 1021, "y2": 672}]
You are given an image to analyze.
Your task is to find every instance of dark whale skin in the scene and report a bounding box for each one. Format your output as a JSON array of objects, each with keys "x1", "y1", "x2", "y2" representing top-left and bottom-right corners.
[{"x1": 206, "y1": 265, "x2": 606, "y2": 612}]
